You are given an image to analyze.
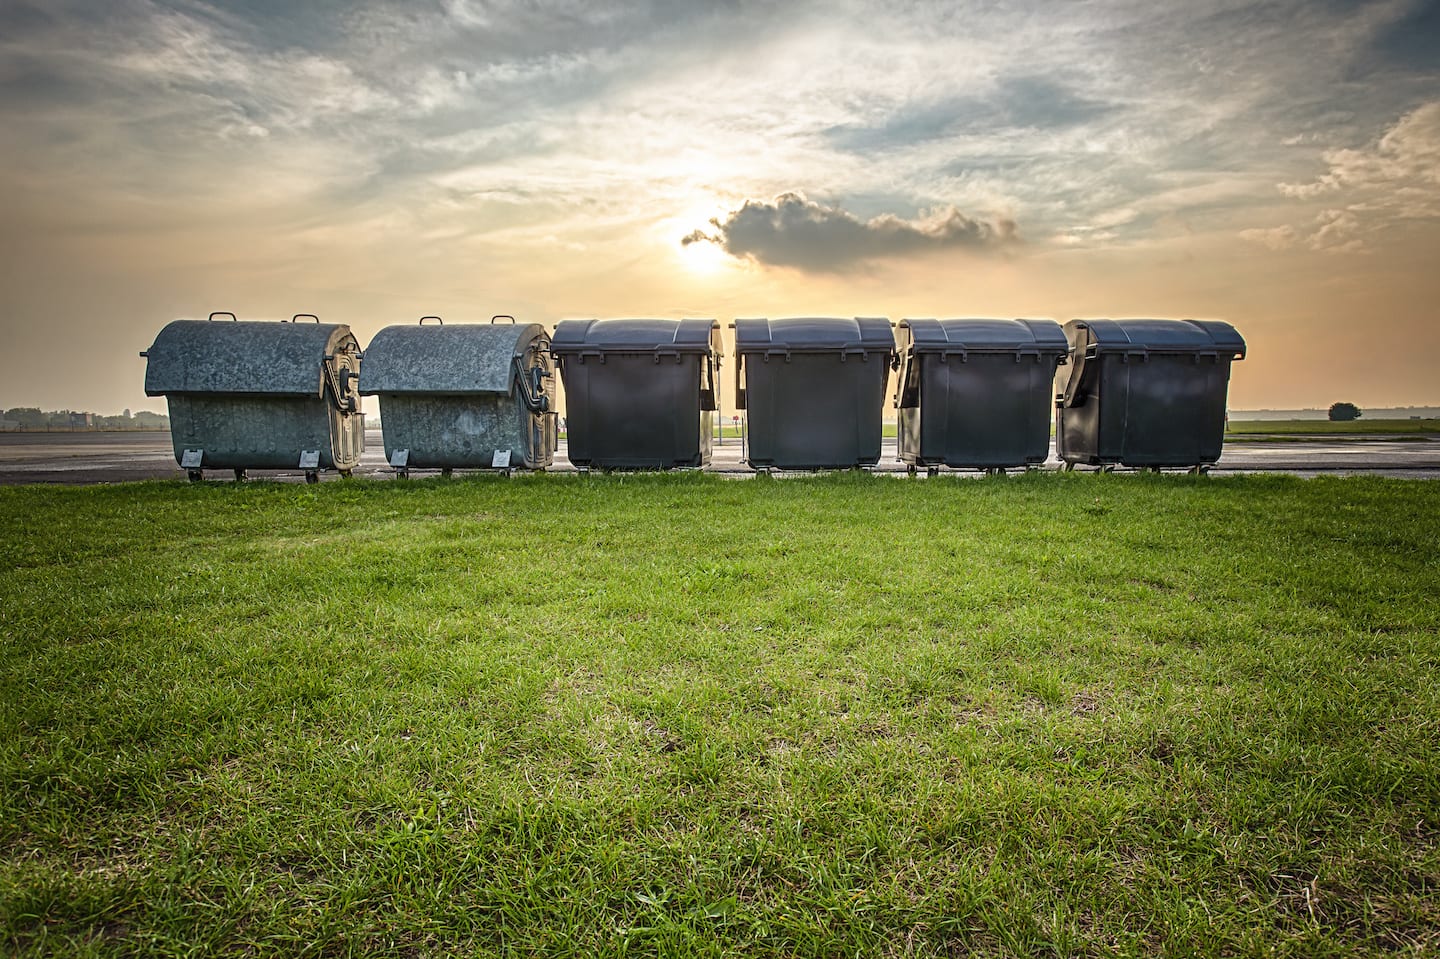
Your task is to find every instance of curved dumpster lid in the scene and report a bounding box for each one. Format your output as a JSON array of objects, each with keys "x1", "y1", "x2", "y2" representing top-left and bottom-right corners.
[
  {"x1": 360, "y1": 321, "x2": 547, "y2": 395},
  {"x1": 551, "y1": 318, "x2": 720, "y2": 355},
  {"x1": 732, "y1": 317, "x2": 895, "y2": 354},
  {"x1": 143, "y1": 318, "x2": 356, "y2": 397},
  {"x1": 1066, "y1": 319, "x2": 1246, "y2": 358},
  {"x1": 900, "y1": 318, "x2": 1067, "y2": 355}
]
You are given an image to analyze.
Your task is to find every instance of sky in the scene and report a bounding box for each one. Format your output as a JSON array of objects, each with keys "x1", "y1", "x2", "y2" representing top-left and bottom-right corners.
[{"x1": 2, "y1": 0, "x2": 1438, "y2": 415}]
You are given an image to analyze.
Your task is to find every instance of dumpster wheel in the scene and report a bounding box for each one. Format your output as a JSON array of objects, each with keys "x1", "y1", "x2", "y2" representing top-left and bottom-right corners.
[
  {"x1": 233, "y1": 469, "x2": 247, "y2": 482},
  {"x1": 187, "y1": 469, "x2": 203, "y2": 483},
  {"x1": 339, "y1": 469, "x2": 353, "y2": 479},
  {"x1": 305, "y1": 471, "x2": 319, "y2": 484},
  {"x1": 906, "y1": 464, "x2": 917, "y2": 477},
  {"x1": 396, "y1": 468, "x2": 409, "y2": 480},
  {"x1": 927, "y1": 467, "x2": 940, "y2": 478}
]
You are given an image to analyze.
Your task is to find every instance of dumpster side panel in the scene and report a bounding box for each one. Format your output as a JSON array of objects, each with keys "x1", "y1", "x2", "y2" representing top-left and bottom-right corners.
[
  {"x1": 165, "y1": 395, "x2": 350, "y2": 469},
  {"x1": 745, "y1": 354, "x2": 887, "y2": 469},
  {"x1": 560, "y1": 354, "x2": 706, "y2": 469},
  {"x1": 922, "y1": 354, "x2": 1057, "y2": 467},
  {"x1": 378, "y1": 395, "x2": 533, "y2": 468},
  {"x1": 1119, "y1": 356, "x2": 1231, "y2": 466}
]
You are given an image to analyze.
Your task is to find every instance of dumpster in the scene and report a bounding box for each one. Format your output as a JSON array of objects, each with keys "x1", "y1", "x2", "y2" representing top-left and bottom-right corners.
[
  {"x1": 732, "y1": 317, "x2": 895, "y2": 470},
  {"x1": 1055, "y1": 319, "x2": 1246, "y2": 469},
  {"x1": 361, "y1": 315, "x2": 556, "y2": 476},
  {"x1": 551, "y1": 318, "x2": 721, "y2": 470},
  {"x1": 142, "y1": 313, "x2": 364, "y2": 482},
  {"x1": 894, "y1": 318, "x2": 1069, "y2": 473}
]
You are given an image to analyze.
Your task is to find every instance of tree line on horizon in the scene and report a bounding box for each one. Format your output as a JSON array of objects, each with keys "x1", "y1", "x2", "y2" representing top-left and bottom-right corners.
[{"x1": 1, "y1": 407, "x2": 170, "y2": 431}]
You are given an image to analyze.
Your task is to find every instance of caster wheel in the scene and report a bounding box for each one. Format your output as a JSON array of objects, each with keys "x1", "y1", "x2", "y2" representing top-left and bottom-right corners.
[
  {"x1": 927, "y1": 467, "x2": 940, "y2": 478},
  {"x1": 233, "y1": 469, "x2": 247, "y2": 481},
  {"x1": 305, "y1": 471, "x2": 319, "y2": 485},
  {"x1": 339, "y1": 469, "x2": 353, "y2": 479},
  {"x1": 187, "y1": 470, "x2": 203, "y2": 483},
  {"x1": 906, "y1": 464, "x2": 917, "y2": 477},
  {"x1": 441, "y1": 468, "x2": 454, "y2": 478},
  {"x1": 396, "y1": 468, "x2": 409, "y2": 480}
]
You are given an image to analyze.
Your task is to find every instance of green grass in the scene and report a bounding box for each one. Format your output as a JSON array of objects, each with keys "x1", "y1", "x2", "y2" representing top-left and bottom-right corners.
[
  {"x1": 1227, "y1": 419, "x2": 1440, "y2": 435},
  {"x1": 2, "y1": 474, "x2": 1439, "y2": 957}
]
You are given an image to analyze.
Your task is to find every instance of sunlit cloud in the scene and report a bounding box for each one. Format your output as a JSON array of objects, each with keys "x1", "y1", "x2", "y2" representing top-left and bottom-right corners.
[{"x1": 684, "y1": 194, "x2": 1017, "y2": 272}]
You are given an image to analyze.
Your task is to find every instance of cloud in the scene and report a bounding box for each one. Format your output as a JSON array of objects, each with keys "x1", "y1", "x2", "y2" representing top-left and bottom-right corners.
[
  {"x1": 1279, "y1": 101, "x2": 1440, "y2": 213},
  {"x1": 1238, "y1": 225, "x2": 1297, "y2": 250},
  {"x1": 1309, "y1": 208, "x2": 1366, "y2": 254},
  {"x1": 682, "y1": 193, "x2": 1017, "y2": 271}
]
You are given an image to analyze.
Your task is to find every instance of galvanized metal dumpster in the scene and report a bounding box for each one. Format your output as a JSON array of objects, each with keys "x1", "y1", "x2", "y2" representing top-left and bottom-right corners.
[
  {"x1": 1055, "y1": 319, "x2": 1246, "y2": 470},
  {"x1": 142, "y1": 313, "x2": 364, "y2": 482},
  {"x1": 551, "y1": 318, "x2": 721, "y2": 470},
  {"x1": 894, "y1": 318, "x2": 1069, "y2": 473},
  {"x1": 732, "y1": 317, "x2": 895, "y2": 470},
  {"x1": 361, "y1": 316, "x2": 556, "y2": 476}
]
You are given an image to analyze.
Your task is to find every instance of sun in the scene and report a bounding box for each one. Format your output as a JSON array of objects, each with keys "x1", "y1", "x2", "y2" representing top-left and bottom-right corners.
[
  {"x1": 665, "y1": 201, "x2": 736, "y2": 276},
  {"x1": 679, "y1": 234, "x2": 731, "y2": 275}
]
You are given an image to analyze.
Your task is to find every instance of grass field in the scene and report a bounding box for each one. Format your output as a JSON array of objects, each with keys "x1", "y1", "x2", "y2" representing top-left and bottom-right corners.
[
  {"x1": 1226, "y1": 419, "x2": 1440, "y2": 436},
  {"x1": 3, "y1": 474, "x2": 1439, "y2": 957}
]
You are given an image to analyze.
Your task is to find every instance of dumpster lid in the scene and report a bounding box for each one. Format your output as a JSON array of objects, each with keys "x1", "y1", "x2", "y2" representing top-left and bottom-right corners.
[
  {"x1": 732, "y1": 317, "x2": 895, "y2": 353},
  {"x1": 143, "y1": 319, "x2": 357, "y2": 396},
  {"x1": 360, "y1": 321, "x2": 547, "y2": 394},
  {"x1": 1068, "y1": 319, "x2": 1246, "y2": 358},
  {"x1": 900, "y1": 318, "x2": 1068, "y2": 355},
  {"x1": 551, "y1": 318, "x2": 720, "y2": 354}
]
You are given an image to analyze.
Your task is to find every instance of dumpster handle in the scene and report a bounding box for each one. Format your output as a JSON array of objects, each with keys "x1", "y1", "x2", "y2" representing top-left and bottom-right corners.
[
  {"x1": 419, "y1": 315, "x2": 443, "y2": 325},
  {"x1": 292, "y1": 314, "x2": 320, "y2": 324},
  {"x1": 491, "y1": 314, "x2": 516, "y2": 325},
  {"x1": 209, "y1": 312, "x2": 237, "y2": 322},
  {"x1": 513, "y1": 357, "x2": 550, "y2": 413},
  {"x1": 700, "y1": 354, "x2": 718, "y2": 412}
]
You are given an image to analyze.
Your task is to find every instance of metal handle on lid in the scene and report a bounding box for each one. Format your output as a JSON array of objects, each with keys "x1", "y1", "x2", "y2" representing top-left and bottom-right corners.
[
  {"x1": 209, "y1": 312, "x2": 237, "y2": 322},
  {"x1": 419, "y1": 316, "x2": 443, "y2": 325},
  {"x1": 293, "y1": 314, "x2": 320, "y2": 324},
  {"x1": 491, "y1": 314, "x2": 516, "y2": 325}
]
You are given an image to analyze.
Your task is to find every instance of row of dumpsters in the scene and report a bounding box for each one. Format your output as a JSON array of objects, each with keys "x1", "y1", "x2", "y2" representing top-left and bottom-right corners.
[{"x1": 141, "y1": 314, "x2": 1245, "y2": 481}]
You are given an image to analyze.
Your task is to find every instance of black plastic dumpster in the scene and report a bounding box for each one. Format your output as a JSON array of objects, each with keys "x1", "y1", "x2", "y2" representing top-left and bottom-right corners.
[
  {"x1": 551, "y1": 318, "x2": 721, "y2": 470},
  {"x1": 142, "y1": 313, "x2": 364, "y2": 482},
  {"x1": 361, "y1": 316, "x2": 555, "y2": 476},
  {"x1": 1056, "y1": 319, "x2": 1246, "y2": 469},
  {"x1": 732, "y1": 317, "x2": 895, "y2": 470},
  {"x1": 894, "y1": 318, "x2": 1069, "y2": 473}
]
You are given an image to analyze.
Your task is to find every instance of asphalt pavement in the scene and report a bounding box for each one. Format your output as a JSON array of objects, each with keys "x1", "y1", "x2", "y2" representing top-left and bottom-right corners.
[{"x1": 2, "y1": 430, "x2": 1438, "y2": 485}]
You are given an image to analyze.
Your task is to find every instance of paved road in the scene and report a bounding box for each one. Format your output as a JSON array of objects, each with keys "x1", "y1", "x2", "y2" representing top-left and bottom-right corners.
[{"x1": 3, "y1": 430, "x2": 1439, "y2": 484}]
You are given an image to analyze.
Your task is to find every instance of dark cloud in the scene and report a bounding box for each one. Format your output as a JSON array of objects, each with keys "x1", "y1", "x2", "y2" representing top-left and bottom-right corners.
[
  {"x1": 825, "y1": 76, "x2": 1115, "y2": 154},
  {"x1": 683, "y1": 193, "x2": 1017, "y2": 271}
]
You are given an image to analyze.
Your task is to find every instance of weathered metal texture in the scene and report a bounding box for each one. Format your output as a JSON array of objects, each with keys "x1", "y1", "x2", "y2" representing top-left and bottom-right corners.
[
  {"x1": 143, "y1": 318, "x2": 364, "y2": 471},
  {"x1": 733, "y1": 317, "x2": 895, "y2": 470},
  {"x1": 361, "y1": 321, "x2": 556, "y2": 470},
  {"x1": 894, "y1": 318, "x2": 1069, "y2": 469},
  {"x1": 1055, "y1": 319, "x2": 1246, "y2": 468},
  {"x1": 552, "y1": 318, "x2": 721, "y2": 470}
]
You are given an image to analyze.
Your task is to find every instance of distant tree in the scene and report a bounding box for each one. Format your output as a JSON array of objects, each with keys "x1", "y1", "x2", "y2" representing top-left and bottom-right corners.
[
  {"x1": 1328, "y1": 402, "x2": 1362, "y2": 422},
  {"x1": 4, "y1": 407, "x2": 44, "y2": 429}
]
